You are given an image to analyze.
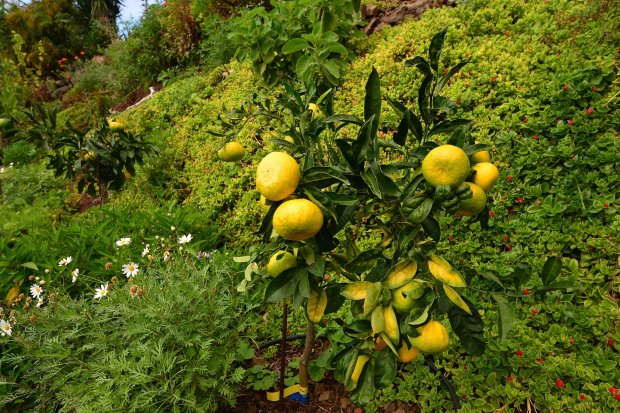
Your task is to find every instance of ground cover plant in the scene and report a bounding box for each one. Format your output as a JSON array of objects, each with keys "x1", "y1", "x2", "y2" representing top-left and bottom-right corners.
[{"x1": 0, "y1": 0, "x2": 619, "y2": 411}]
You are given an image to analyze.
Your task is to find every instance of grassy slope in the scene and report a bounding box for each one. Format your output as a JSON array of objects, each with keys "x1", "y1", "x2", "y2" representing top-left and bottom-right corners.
[{"x1": 58, "y1": 0, "x2": 619, "y2": 410}]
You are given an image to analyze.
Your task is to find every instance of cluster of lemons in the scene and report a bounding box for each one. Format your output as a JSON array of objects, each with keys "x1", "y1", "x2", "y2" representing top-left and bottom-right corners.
[{"x1": 421, "y1": 144, "x2": 499, "y2": 216}]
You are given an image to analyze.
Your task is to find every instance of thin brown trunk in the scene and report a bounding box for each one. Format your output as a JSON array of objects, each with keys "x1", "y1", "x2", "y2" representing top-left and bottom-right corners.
[{"x1": 299, "y1": 321, "x2": 315, "y2": 391}]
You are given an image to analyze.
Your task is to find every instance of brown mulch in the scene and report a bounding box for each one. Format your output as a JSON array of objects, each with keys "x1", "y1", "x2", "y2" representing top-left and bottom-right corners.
[
  {"x1": 361, "y1": 0, "x2": 456, "y2": 34},
  {"x1": 222, "y1": 337, "x2": 420, "y2": 413}
]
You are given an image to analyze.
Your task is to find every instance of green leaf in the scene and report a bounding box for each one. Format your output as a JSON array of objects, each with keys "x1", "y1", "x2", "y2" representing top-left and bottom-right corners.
[
  {"x1": 428, "y1": 119, "x2": 473, "y2": 138},
  {"x1": 492, "y1": 293, "x2": 515, "y2": 341},
  {"x1": 308, "y1": 361, "x2": 326, "y2": 382},
  {"x1": 418, "y1": 75, "x2": 433, "y2": 126},
  {"x1": 296, "y1": 55, "x2": 313, "y2": 82},
  {"x1": 447, "y1": 296, "x2": 485, "y2": 356},
  {"x1": 350, "y1": 358, "x2": 375, "y2": 406},
  {"x1": 386, "y1": 96, "x2": 408, "y2": 118},
  {"x1": 20, "y1": 262, "x2": 39, "y2": 271},
  {"x1": 363, "y1": 282, "x2": 382, "y2": 317},
  {"x1": 264, "y1": 267, "x2": 304, "y2": 303},
  {"x1": 408, "y1": 111, "x2": 424, "y2": 142},
  {"x1": 323, "y1": 114, "x2": 363, "y2": 126},
  {"x1": 463, "y1": 143, "x2": 490, "y2": 156},
  {"x1": 404, "y1": 56, "x2": 431, "y2": 76},
  {"x1": 325, "y1": 42, "x2": 348, "y2": 56},
  {"x1": 421, "y1": 216, "x2": 440, "y2": 242},
  {"x1": 393, "y1": 110, "x2": 409, "y2": 146},
  {"x1": 373, "y1": 350, "x2": 397, "y2": 389},
  {"x1": 478, "y1": 271, "x2": 504, "y2": 288},
  {"x1": 370, "y1": 161, "x2": 401, "y2": 198},
  {"x1": 512, "y1": 262, "x2": 532, "y2": 291},
  {"x1": 429, "y1": 26, "x2": 449, "y2": 73},
  {"x1": 402, "y1": 174, "x2": 425, "y2": 200},
  {"x1": 407, "y1": 198, "x2": 434, "y2": 223},
  {"x1": 324, "y1": 284, "x2": 346, "y2": 314},
  {"x1": 324, "y1": 192, "x2": 358, "y2": 206},
  {"x1": 541, "y1": 257, "x2": 562, "y2": 287},
  {"x1": 282, "y1": 38, "x2": 310, "y2": 54},
  {"x1": 237, "y1": 342, "x2": 255, "y2": 360},
  {"x1": 437, "y1": 59, "x2": 470, "y2": 92},
  {"x1": 361, "y1": 168, "x2": 382, "y2": 199},
  {"x1": 364, "y1": 67, "x2": 381, "y2": 139},
  {"x1": 300, "y1": 166, "x2": 349, "y2": 188}
]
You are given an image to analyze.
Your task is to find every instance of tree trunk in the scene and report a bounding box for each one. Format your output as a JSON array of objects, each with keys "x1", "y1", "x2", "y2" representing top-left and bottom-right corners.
[{"x1": 299, "y1": 321, "x2": 315, "y2": 391}]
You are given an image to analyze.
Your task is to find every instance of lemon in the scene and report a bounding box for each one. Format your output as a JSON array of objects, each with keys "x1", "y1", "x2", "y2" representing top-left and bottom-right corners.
[
  {"x1": 422, "y1": 145, "x2": 470, "y2": 188},
  {"x1": 455, "y1": 182, "x2": 486, "y2": 216},
  {"x1": 256, "y1": 152, "x2": 300, "y2": 201},
  {"x1": 108, "y1": 120, "x2": 124, "y2": 132},
  {"x1": 273, "y1": 199, "x2": 324, "y2": 241},
  {"x1": 391, "y1": 280, "x2": 425, "y2": 313},
  {"x1": 266, "y1": 250, "x2": 297, "y2": 277},
  {"x1": 351, "y1": 354, "x2": 369, "y2": 383},
  {"x1": 471, "y1": 162, "x2": 499, "y2": 192},
  {"x1": 374, "y1": 337, "x2": 388, "y2": 351},
  {"x1": 409, "y1": 320, "x2": 449, "y2": 354},
  {"x1": 397, "y1": 341, "x2": 420, "y2": 363},
  {"x1": 218, "y1": 142, "x2": 246, "y2": 162},
  {"x1": 471, "y1": 150, "x2": 490, "y2": 164}
]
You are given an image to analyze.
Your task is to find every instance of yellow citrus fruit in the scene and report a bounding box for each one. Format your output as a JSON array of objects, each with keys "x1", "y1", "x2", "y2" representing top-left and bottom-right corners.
[
  {"x1": 410, "y1": 320, "x2": 449, "y2": 354},
  {"x1": 256, "y1": 152, "x2": 300, "y2": 201},
  {"x1": 397, "y1": 341, "x2": 420, "y2": 363},
  {"x1": 455, "y1": 182, "x2": 486, "y2": 217},
  {"x1": 374, "y1": 337, "x2": 388, "y2": 351},
  {"x1": 422, "y1": 145, "x2": 470, "y2": 188},
  {"x1": 351, "y1": 354, "x2": 369, "y2": 383},
  {"x1": 273, "y1": 199, "x2": 324, "y2": 241},
  {"x1": 259, "y1": 195, "x2": 273, "y2": 213},
  {"x1": 471, "y1": 162, "x2": 499, "y2": 192},
  {"x1": 266, "y1": 250, "x2": 297, "y2": 277},
  {"x1": 391, "y1": 280, "x2": 425, "y2": 313},
  {"x1": 83, "y1": 150, "x2": 96, "y2": 161},
  {"x1": 218, "y1": 142, "x2": 246, "y2": 162},
  {"x1": 308, "y1": 103, "x2": 323, "y2": 118},
  {"x1": 108, "y1": 120, "x2": 124, "y2": 132},
  {"x1": 470, "y1": 150, "x2": 490, "y2": 164}
]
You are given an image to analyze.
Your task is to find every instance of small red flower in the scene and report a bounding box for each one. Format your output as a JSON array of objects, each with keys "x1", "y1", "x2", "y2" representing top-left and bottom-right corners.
[
  {"x1": 516, "y1": 350, "x2": 523, "y2": 357},
  {"x1": 592, "y1": 87, "x2": 599, "y2": 91},
  {"x1": 608, "y1": 339, "x2": 615, "y2": 346},
  {"x1": 491, "y1": 77, "x2": 497, "y2": 82},
  {"x1": 503, "y1": 236, "x2": 510, "y2": 242},
  {"x1": 163, "y1": 1, "x2": 167, "y2": 5},
  {"x1": 586, "y1": 109, "x2": 593, "y2": 115},
  {"x1": 392, "y1": 79, "x2": 396, "y2": 85},
  {"x1": 80, "y1": 51, "x2": 86, "y2": 55},
  {"x1": 464, "y1": 53, "x2": 471, "y2": 57},
  {"x1": 517, "y1": 197, "x2": 523, "y2": 203},
  {"x1": 522, "y1": 117, "x2": 529, "y2": 123},
  {"x1": 507, "y1": 175, "x2": 513, "y2": 181},
  {"x1": 459, "y1": 258, "x2": 465, "y2": 263},
  {"x1": 579, "y1": 394, "x2": 585, "y2": 400},
  {"x1": 449, "y1": 236, "x2": 455, "y2": 242},
  {"x1": 489, "y1": 211, "x2": 495, "y2": 218},
  {"x1": 536, "y1": 358, "x2": 544, "y2": 363},
  {"x1": 603, "y1": 204, "x2": 609, "y2": 209},
  {"x1": 531, "y1": 309, "x2": 538, "y2": 314},
  {"x1": 507, "y1": 244, "x2": 513, "y2": 250},
  {"x1": 324, "y1": 275, "x2": 330, "y2": 280},
  {"x1": 616, "y1": 394, "x2": 620, "y2": 401},
  {"x1": 523, "y1": 289, "x2": 529, "y2": 295},
  {"x1": 562, "y1": 85, "x2": 570, "y2": 91},
  {"x1": 455, "y1": 99, "x2": 461, "y2": 105},
  {"x1": 569, "y1": 338, "x2": 575, "y2": 345},
  {"x1": 555, "y1": 379, "x2": 565, "y2": 388},
  {"x1": 507, "y1": 375, "x2": 514, "y2": 382},
  {"x1": 609, "y1": 387, "x2": 618, "y2": 394},
  {"x1": 533, "y1": 135, "x2": 539, "y2": 140},
  {"x1": 74, "y1": 56, "x2": 79, "y2": 60},
  {"x1": 508, "y1": 208, "x2": 514, "y2": 214},
  {"x1": 568, "y1": 119, "x2": 574, "y2": 125}
]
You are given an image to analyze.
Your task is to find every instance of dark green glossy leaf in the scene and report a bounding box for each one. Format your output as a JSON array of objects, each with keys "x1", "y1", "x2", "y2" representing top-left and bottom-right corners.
[
  {"x1": 437, "y1": 58, "x2": 470, "y2": 92},
  {"x1": 429, "y1": 26, "x2": 448, "y2": 73},
  {"x1": 386, "y1": 96, "x2": 408, "y2": 118},
  {"x1": 324, "y1": 284, "x2": 346, "y2": 314},
  {"x1": 477, "y1": 271, "x2": 504, "y2": 288},
  {"x1": 541, "y1": 257, "x2": 562, "y2": 287},
  {"x1": 264, "y1": 267, "x2": 304, "y2": 303},
  {"x1": 300, "y1": 166, "x2": 349, "y2": 188},
  {"x1": 335, "y1": 139, "x2": 356, "y2": 171},
  {"x1": 418, "y1": 75, "x2": 433, "y2": 126},
  {"x1": 421, "y1": 216, "x2": 440, "y2": 242},
  {"x1": 428, "y1": 119, "x2": 473, "y2": 138},
  {"x1": 512, "y1": 262, "x2": 532, "y2": 291},
  {"x1": 402, "y1": 174, "x2": 425, "y2": 200},
  {"x1": 447, "y1": 296, "x2": 485, "y2": 356},
  {"x1": 324, "y1": 192, "x2": 358, "y2": 206},
  {"x1": 364, "y1": 67, "x2": 382, "y2": 140},
  {"x1": 492, "y1": 293, "x2": 515, "y2": 341},
  {"x1": 463, "y1": 143, "x2": 491, "y2": 156},
  {"x1": 373, "y1": 349, "x2": 397, "y2": 389},
  {"x1": 404, "y1": 56, "x2": 432, "y2": 76},
  {"x1": 407, "y1": 198, "x2": 434, "y2": 223},
  {"x1": 323, "y1": 114, "x2": 363, "y2": 126},
  {"x1": 370, "y1": 161, "x2": 401, "y2": 197},
  {"x1": 393, "y1": 110, "x2": 409, "y2": 146},
  {"x1": 361, "y1": 167, "x2": 382, "y2": 199}
]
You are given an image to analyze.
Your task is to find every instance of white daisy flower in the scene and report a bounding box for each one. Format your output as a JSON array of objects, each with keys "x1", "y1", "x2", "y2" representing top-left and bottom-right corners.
[
  {"x1": 36, "y1": 297, "x2": 44, "y2": 307},
  {"x1": 178, "y1": 234, "x2": 192, "y2": 244},
  {"x1": 163, "y1": 250, "x2": 171, "y2": 263},
  {"x1": 171, "y1": 226, "x2": 176, "y2": 231},
  {"x1": 141, "y1": 245, "x2": 150, "y2": 257},
  {"x1": 9, "y1": 162, "x2": 13, "y2": 167},
  {"x1": 122, "y1": 262, "x2": 139, "y2": 278},
  {"x1": 58, "y1": 256, "x2": 73, "y2": 266},
  {"x1": 30, "y1": 284, "x2": 43, "y2": 299},
  {"x1": 71, "y1": 268, "x2": 79, "y2": 283},
  {"x1": 94, "y1": 284, "x2": 109, "y2": 300},
  {"x1": 116, "y1": 237, "x2": 131, "y2": 247},
  {"x1": 0, "y1": 167, "x2": 4, "y2": 174},
  {"x1": 0, "y1": 320, "x2": 11, "y2": 336}
]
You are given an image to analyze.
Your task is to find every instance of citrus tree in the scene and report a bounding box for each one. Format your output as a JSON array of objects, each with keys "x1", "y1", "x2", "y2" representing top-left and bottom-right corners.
[{"x1": 220, "y1": 28, "x2": 508, "y2": 405}]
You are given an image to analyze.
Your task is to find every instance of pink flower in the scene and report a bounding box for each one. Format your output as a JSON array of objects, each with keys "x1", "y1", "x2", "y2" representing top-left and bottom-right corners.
[
  {"x1": 503, "y1": 236, "x2": 510, "y2": 242},
  {"x1": 517, "y1": 197, "x2": 523, "y2": 203},
  {"x1": 609, "y1": 387, "x2": 618, "y2": 394},
  {"x1": 586, "y1": 109, "x2": 593, "y2": 115},
  {"x1": 531, "y1": 309, "x2": 538, "y2": 314},
  {"x1": 489, "y1": 211, "x2": 495, "y2": 218},
  {"x1": 523, "y1": 289, "x2": 529, "y2": 295},
  {"x1": 568, "y1": 119, "x2": 574, "y2": 125}
]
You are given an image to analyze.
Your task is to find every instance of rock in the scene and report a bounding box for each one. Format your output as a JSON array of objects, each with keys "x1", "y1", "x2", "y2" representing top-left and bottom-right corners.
[
  {"x1": 394, "y1": 409, "x2": 407, "y2": 413},
  {"x1": 384, "y1": 402, "x2": 397, "y2": 412},
  {"x1": 340, "y1": 397, "x2": 350, "y2": 409},
  {"x1": 354, "y1": 408, "x2": 364, "y2": 413},
  {"x1": 363, "y1": 18, "x2": 381, "y2": 34}
]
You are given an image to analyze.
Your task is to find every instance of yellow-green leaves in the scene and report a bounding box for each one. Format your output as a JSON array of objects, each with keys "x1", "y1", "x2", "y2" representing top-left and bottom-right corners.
[{"x1": 427, "y1": 255, "x2": 466, "y2": 287}]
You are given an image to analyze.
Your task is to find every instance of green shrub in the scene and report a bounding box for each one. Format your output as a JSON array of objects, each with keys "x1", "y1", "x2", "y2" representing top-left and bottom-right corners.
[{"x1": 2, "y1": 252, "x2": 258, "y2": 412}]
